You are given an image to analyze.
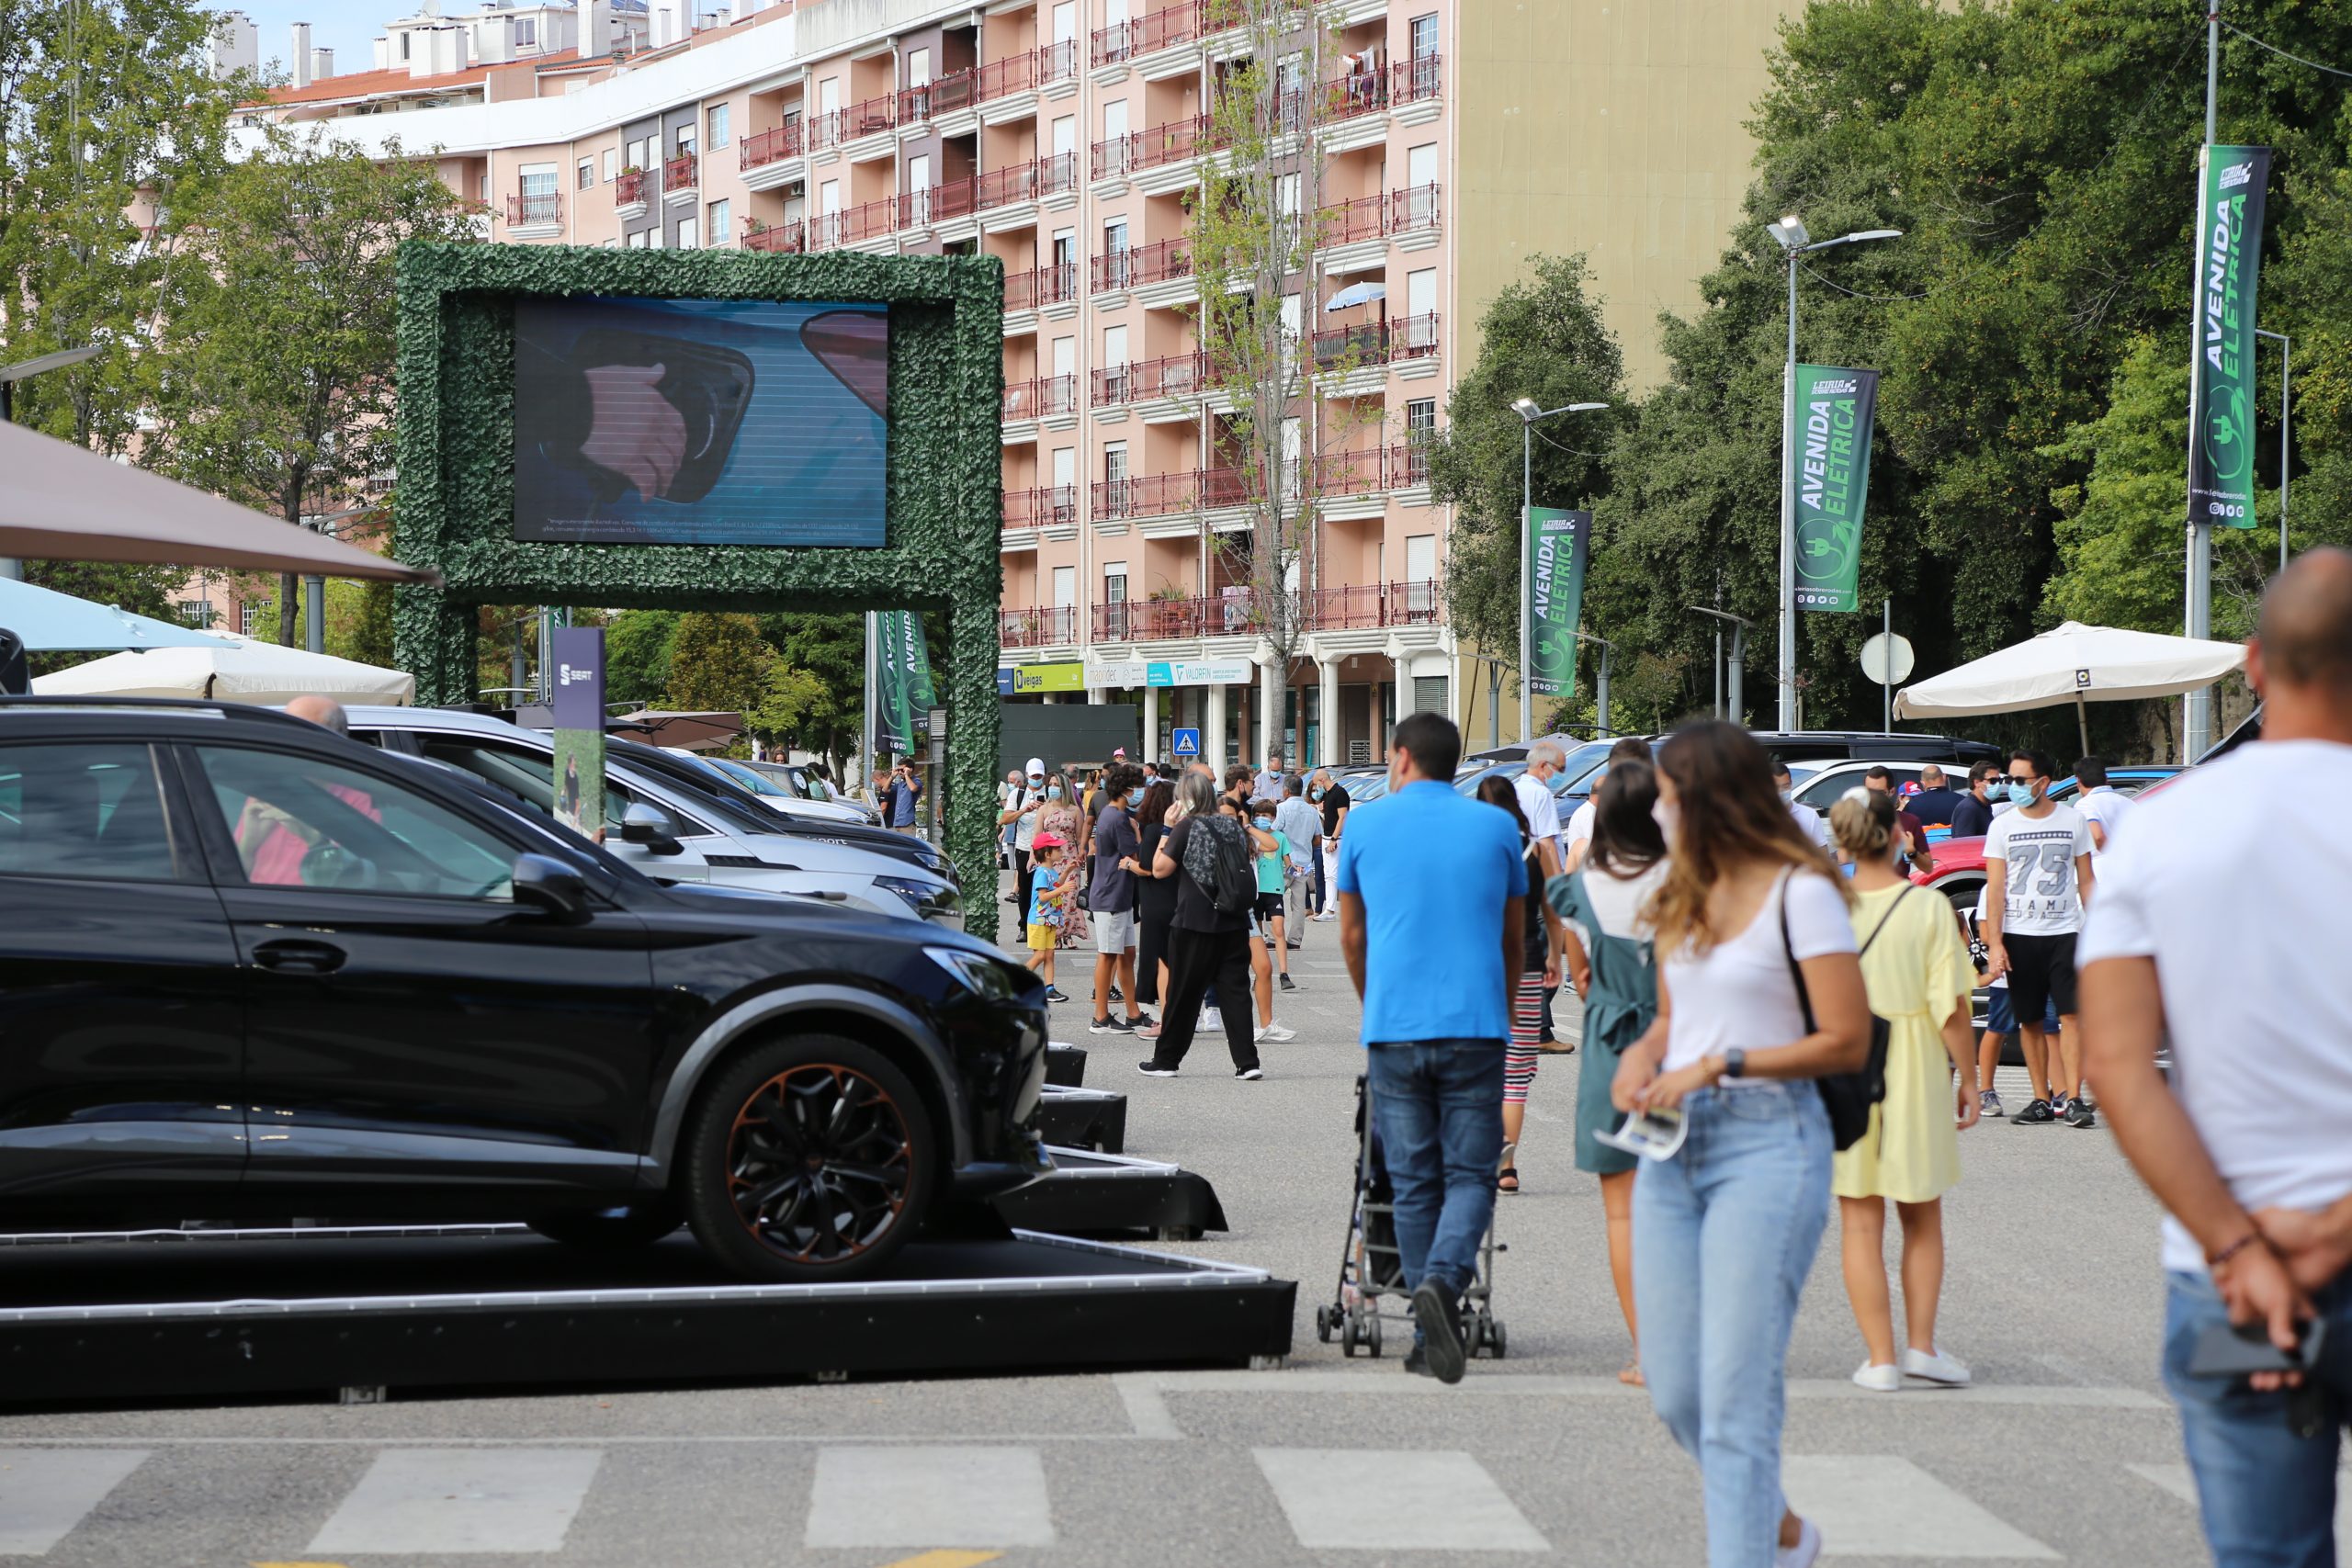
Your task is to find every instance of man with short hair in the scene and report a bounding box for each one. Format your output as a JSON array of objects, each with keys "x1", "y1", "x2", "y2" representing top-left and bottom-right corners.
[
  {"x1": 1909, "y1": 764, "x2": 1962, "y2": 829},
  {"x1": 1566, "y1": 737, "x2": 1653, "y2": 869},
  {"x1": 1253, "y1": 750, "x2": 1289, "y2": 803},
  {"x1": 2083, "y1": 547, "x2": 2352, "y2": 1568},
  {"x1": 1984, "y1": 746, "x2": 2097, "y2": 1127},
  {"x1": 1513, "y1": 741, "x2": 1567, "y2": 882},
  {"x1": 1951, "y1": 761, "x2": 1999, "y2": 838},
  {"x1": 1088, "y1": 761, "x2": 1148, "y2": 1034},
  {"x1": 882, "y1": 761, "x2": 923, "y2": 835},
  {"x1": 2075, "y1": 755, "x2": 2135, "y2": 857},
  {"x1": 1770, "y1": 757, "x2": 1831, "y2": 851},
  {"x1": 1274, "y1": 775, "x2": 1320, "y2": 953},
  {"x1": 1864, "y1": 765, "x2": 1932, "y2": 875},
  {"x1": 1308, "y1": 767, "x2": 1350, "y2": 921},
  {"x1": 1339, "y1": 713, "x2": 1526, "y2": 1384}
]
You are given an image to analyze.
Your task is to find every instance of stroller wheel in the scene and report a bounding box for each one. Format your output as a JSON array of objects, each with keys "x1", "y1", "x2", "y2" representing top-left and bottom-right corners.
[
  {"x1": 1340, "y1": 1316, "x2": 1359, "y2": 1357},
  {"x1": 1364, "y1": 1313, "x2": 1383, "y2": 1359},
  {"x1": 1485, "y1": 1318, "x2": 1508, "y2": 1359},
  {"x1": 1315, "y1": 1305, "x2": 1334, "y2": 1342}
]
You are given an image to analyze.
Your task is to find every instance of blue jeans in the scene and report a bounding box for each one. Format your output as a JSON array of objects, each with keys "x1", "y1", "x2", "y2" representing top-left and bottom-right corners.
[
  {"x1": 1365, "y1": 1039, "x2": 1505, "y2": 1298},
  {"x1": 2165, "y1": 1269, "x2": 2351, "y2": 1567},
  {"x1": 1634, "y1": 1081, "x2": 1833, "y2": 1568}
]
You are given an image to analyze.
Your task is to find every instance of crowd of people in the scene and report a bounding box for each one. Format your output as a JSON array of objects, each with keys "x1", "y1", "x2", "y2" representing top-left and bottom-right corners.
[{"x1": 988, "y1": 549, "x2": 2352, "y2": 1568}]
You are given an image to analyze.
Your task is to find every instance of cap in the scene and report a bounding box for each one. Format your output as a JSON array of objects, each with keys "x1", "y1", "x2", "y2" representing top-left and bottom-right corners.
[
  {"x1": 1112, "y1": 747, "x2": 1127, "y2": 758},
  {"x1": 1032, "y1": 831, "x2": 1067, "y2": 851}
]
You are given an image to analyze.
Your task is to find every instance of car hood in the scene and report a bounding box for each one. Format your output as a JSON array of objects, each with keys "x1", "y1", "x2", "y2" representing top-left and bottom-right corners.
[{"x1": 649, "y1": 875, "x2": 911, "y2": 935}]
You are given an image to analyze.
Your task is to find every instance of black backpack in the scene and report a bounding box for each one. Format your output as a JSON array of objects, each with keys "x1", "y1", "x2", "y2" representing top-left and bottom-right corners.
[
  {"x1": 1182, "y1": 814, "x2": 1258, "y2": 917},
  {"x1": 1781, "y1": 879, "x2": 1909, "y2": 1152}
]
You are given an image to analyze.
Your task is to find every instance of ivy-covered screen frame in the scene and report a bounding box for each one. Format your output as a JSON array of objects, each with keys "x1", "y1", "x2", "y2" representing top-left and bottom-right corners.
[{"x1": 391, "y1": 242, "x2": 1004, "y2": 934}]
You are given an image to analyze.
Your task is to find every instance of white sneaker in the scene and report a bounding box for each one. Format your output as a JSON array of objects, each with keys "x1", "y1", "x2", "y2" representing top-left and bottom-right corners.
[
  {"x1": 1311, "y1": 911, "x2": 1337, "y2": 922},
  {"x1": 1775, "y1": 1516, "x2": 1821, "y2": 1568},
  {"x1": 1260, "y1": 1022, "x2": 1296, "y2": 1043},
  {"x1": 1901, "y1": 1346, "x2": 1972, "y2": 1386},
  {"x1": 1850, "y1": 1361, "x2": 1902, "y2": 1393}
]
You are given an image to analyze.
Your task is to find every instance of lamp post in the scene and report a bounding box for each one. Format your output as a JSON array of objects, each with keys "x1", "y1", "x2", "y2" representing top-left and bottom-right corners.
[
  {"x1": 2256, "y1": 327, "x2": 2291, "y2": 576},
  {"x1": 1762, "y1": 218, "x2": 1901, "y2": 732},
  {"x1": 1574, "y1": 631, "x2": 1615, "y2": 735},
  {"x1": 1510, "y1": 396, "x2": 1609, "y2": 744},
  {"x1": 0, "y1": 344, "x2": 106, "y2": 581},
  {"x1": 1688, "y1": 605, "x2": 1753, "y2": 725}
]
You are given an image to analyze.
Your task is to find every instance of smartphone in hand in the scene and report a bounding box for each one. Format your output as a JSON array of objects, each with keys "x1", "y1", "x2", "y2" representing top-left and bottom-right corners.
[{"x1": 2187, "y1": 1316, "x2": 2327, "y2": 1379}]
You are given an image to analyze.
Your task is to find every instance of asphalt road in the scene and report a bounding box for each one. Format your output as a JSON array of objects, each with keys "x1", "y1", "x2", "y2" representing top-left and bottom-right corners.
[{"x1": 0, "y1": 876, "x2": 2260, "y2": 1567}]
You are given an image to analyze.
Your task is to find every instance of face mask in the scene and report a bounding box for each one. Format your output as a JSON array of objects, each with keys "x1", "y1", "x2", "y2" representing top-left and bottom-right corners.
[
  {"x1": 1027, "y1": 776, "x2": 1044, "y2": 788},
  {"x1": 1652, "y1": 800, "x2": 1681, "y2": 843},
  {"x1": 2005, "y1": 781, "x2": 2036, "y2": 806},
  {"x1": 1777, "y1": 786, "x2": 1793, "y2": 802},
  {"x1": 1254, "y1": 816, "x2": 1273, "y2": 829},
  {"x1": 1047, "y1": 784, "x2": 1063, "y2": 800},
  {"x1": 1310, "y1": 787, "x2": 1325, "y2": 801}
]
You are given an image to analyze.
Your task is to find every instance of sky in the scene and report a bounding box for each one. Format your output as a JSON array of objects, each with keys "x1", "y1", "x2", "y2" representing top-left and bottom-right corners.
[{"x1": 228, "y1": 2, "x2": 405, "y2": 74}]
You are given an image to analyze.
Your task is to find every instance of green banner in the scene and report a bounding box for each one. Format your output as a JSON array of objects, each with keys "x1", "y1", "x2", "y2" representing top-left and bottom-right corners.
[
  {"x1": 1789, "y1": 364, "x2": 1881, "y2": 614},
  {"x1": 2188, "y1": 144, "x2": 2271, "y2": 529},
  {"x1": 876, "y1": 610, "x2": 935, "y2": 753},
  {"x1": 1523, "y1": 506, "x2": 1590, "y2": 698}
]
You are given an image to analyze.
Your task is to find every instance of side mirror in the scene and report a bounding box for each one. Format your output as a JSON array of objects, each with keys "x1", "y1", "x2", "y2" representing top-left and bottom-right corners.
[
  {"x1": 619, "y1": 801, "x2": 684, "y2": 855},
  {"x1": 513, "y1": 852, "x2": 590, "y2": 921}
]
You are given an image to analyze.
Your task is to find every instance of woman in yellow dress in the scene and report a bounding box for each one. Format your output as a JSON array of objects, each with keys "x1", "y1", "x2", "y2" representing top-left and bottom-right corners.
[{"x1": 1828, "y1": 789, "x2": 1981, "y2": 1392}]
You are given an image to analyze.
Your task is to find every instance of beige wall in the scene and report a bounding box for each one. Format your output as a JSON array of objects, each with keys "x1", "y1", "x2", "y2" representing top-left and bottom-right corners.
[{"x1": 1453, "y1": 0, "x2": 1802, "y2": 391}]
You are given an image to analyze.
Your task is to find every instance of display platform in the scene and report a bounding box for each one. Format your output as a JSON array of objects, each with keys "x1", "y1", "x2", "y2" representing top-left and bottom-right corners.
[
  {"x1": 1035, "y1": 1085, "x2": 1128, "y2": 1153},
  {"x1": 1045, "y1": 1042, "x2": 1088, "y2": 1087},
  {"x1": 994, "y1": 1147, "x2": 1227, "y2": 1241},
  {"x1": 0, "y1": 1222, "x2": 1292, "y2": 1405}
]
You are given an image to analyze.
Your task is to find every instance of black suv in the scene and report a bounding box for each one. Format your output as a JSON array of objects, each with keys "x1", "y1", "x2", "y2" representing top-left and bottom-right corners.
[{"x1": 0, "y1": 698, "x2": 1049, "y2": 1280}]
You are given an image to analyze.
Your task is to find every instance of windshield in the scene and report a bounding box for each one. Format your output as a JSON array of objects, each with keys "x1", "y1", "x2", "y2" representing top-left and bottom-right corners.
[{"x1": 707, "y1": 757, "x2": 791, "y2": 798}]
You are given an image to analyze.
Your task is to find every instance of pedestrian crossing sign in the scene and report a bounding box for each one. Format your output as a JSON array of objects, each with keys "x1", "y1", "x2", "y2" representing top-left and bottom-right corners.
[{"x1": 1171, "y1": 728, "x2": 1201, "y2": 757}]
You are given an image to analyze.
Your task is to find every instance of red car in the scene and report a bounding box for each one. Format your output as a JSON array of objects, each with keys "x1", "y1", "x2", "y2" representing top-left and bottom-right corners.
[{"x1": 1911, "y1": 835, "x2": 1989, "y2": 917}]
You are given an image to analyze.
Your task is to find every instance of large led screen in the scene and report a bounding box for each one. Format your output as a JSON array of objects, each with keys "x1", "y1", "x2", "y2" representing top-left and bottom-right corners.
[{"x1": 512, "y1": 296, "x2": 888, "y2": 547}]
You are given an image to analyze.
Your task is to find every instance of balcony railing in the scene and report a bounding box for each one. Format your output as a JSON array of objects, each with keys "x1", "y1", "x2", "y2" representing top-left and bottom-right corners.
[
  {"x1": 808, "y1": 94, "x2": 897, "y2": 152},
  {"x1": 1001, "y1": 373, "x2": 1078, "y2": 422},
  {"x1": 1040, "y1": 38, "x2": 1078, "y2": 84},
  {"x1": 1092, "y1": 348, "x2": 1209, "y2": 407},
  {"x1": 1005, "y1": 260, "x2": 1080, "y2": 311},
  {"x1": 974, "y1": 49, "x2": 1039, "y2": 103},
  {"x1": 741, "y1": 218, "x2": 807, "y2": 253},
  {"x1": 1092, "y1": 113, "x2": 1220, "y2": 181},
  {"x1": 1322, "y1": 64, "x2": 1389, "y2": 122},
  {"x1": 615, "y1": 168, "x2": 647, "y2": 205},
  {"x1": 1091, "y1": 0, "x2": 1207, "y2": 66},
  {"x1": 739, "y1": 122, "x2": 804, "y2": 170},
  {"x1": 1302, "y1": 580, "x2": 1444, "y2": 632},
  {"x1": 1093, "y1": 590, "x2": 1272, "y2": 642},
  {"x1": 1003, "y1": 485, "x2": 1079, "y2": 530},
  {"x1": 1393, "y1": 51, "x2": 1442, "y2": 105},
  {"x1": 1000, "y1": 605, "x2": 1079, "y2": 648},
  {"x1": 1092, "y1": 470, "x2": 1198, "y2": 520},
  {"x1": 1313, "y1": 184, "x2": 1443, "y2": 248},
  {"x1": 663, "y1": 151, "x2": 698, "y2": 189},
  {"x1": 1308, "y1": 311, "x2": 1441, "y2": 370},
  {"x1": 1384, "y1": 441, "x2": 1433, "y2": 490},
  {"x1": 506, "y1": 189, "x2": 560, "y2": 226},
  {"x1": 1391, "y1": 181, "x2": 1443, "y2": 235},
  {"x1": 807, "y1": 197, "x2": 897, "y2": 251},
  {"x1": 1311, "y1": 448, "x2": 1387, "y2": 496},
  {"x1": 1091, "y1": 235, "x2": 1190, "y2": 293}
]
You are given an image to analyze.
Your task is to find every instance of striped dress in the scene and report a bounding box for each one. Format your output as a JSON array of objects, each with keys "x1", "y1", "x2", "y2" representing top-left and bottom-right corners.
[{"x1": 1505, "y1": 835, "x2": 1547, "y2": 1104}]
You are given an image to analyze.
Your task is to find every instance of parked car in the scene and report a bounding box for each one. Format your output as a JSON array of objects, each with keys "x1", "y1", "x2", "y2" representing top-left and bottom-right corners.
[
  {"x1": 745, "y1": 758, "x2": 883, "y2": 825},
  {"x1": 670, "y1": 750, "x2": 876, "y2": 828},
  {"x1": 2046, "y1": 765, "x2": 2181, "y2": 804},
  {"x1": 1788, "y1": 759, "x2": 1951, "y2": 813},
  {"x1": 1747, "y1": 730, "x2": 2005, "y2": 768},
  {"x1": 0, "y1": 696, "x2": 1048, "y2": 1279},
  {"x1": 347, "y1": 707, "x2": 961, "y2": 927}
]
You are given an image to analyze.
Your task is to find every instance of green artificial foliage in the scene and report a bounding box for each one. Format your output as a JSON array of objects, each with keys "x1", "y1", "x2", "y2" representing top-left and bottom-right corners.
[{"x1": 391, "y1": 243, "x2": 1005, "y2": 931}]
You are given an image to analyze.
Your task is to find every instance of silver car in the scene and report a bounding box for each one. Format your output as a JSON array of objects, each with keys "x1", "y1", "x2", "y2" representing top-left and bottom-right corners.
[
  {"x1": 345, "y1": 707, "x2": 960, "y2": 928},
  {"x1": 668, "y1": 750, "x2": 878, "y2": 828}
]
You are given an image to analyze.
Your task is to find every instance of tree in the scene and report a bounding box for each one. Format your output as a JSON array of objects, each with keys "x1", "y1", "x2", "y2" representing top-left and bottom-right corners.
[
  {"x1": 0, "y1": 0, "x2": 241, "y2": 457},
  {"x1": 1425, "y1": 254, "x2": 1624, "y2": 707},
  {"x1": 665, "y1": 611, "x2": 774, "y2": 716},
  {"x1": 756, "y1": 612, "x2": 865, "y2": 779},
  {"x1": 604, "y1": 609, "x2": 682, "y2": 708},
  {"x1": 745, "y1": 662, "x2": 827, "y2": 750},
  {"x1": 146, "y1": 127, "x2": 483, "y2": 647},
  {"x1": 1188, "y1": 0, "x2": 1385, "y2": 746}
]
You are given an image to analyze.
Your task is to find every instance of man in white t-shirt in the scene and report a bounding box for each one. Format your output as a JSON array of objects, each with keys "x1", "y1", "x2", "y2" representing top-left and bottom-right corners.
[
  {"x1": 1770, "y1": 758, "x2": 1831, "y2": 851},
  {"x1": 1982, "y1": 746, "x2": 2096, "y2": 1127},
  {"x1": 2081, "y1": 547, "x2": 2352, "y2": 1568},
  {"x1": 1566, "y1": 737, "x2": 1654, "y2": 869},
  {"x1": 2072, "y1": 755, "x2": 2136, "y2": 856}
]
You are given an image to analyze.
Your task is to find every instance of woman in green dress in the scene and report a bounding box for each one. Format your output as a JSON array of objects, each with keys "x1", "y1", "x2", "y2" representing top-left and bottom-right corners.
[{"x1": 1549, "y1": 760, "x2": 1669, "y2": 1385}]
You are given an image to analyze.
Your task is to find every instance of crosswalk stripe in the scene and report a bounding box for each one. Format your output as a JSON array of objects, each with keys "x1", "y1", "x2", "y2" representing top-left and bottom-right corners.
[
  {"x1": 1251, "y1": 1448, "x2": 1548, "y2": 1551},
  {"x1": 306, "y1": 1448, "x2": 600, "y2": 1555},
  {"x1": 805, "y1": 1447, "x2": 1053, "y2": 1549},
  {"x1": 0, "y1": 1449, "x2": 146, "y2": 1555},
  {"x1": 1783, "y1": 1454, "x2": 2058, "y2": 1559}
]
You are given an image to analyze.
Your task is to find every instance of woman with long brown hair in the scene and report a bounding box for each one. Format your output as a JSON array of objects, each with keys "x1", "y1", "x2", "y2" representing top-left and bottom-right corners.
[{"x1": 1611, "y1": 722, "x2": 1872, "y2": 1568}]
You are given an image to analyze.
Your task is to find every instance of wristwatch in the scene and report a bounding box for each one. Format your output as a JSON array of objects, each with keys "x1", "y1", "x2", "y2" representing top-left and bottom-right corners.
[{"x1": 1721, "y1": 1048, "x2": 1747, "y2": 1081}]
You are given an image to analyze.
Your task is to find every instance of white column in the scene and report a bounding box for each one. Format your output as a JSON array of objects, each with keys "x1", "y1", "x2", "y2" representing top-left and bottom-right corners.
[
  {"x1": 1392, "y1": 651, "x2": 1413, "y2": 718},
  {"x1": 1318, "y1": 653, "x2": 1340, "y2": 768},
  {"x1": 1260, "y1": 659, "x2": 1283, "y2": 766},
  {"x1": 1205, "y1": 681, "x2": 1227, "y2": 767},
  {"x1": 1142, "y1": 683, "x2": 1159, "y2": 761}
]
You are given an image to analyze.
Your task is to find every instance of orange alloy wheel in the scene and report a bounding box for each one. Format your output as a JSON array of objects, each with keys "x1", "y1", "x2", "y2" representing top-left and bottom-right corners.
[{"x1": 725, "y1": 1064, "x2": 915, "y2": 1263}]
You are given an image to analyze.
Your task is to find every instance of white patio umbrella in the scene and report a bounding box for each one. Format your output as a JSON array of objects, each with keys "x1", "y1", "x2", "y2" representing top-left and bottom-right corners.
[
  {"x1": 32, "y1": 631, "x2": 414, "y2": 705},
  {"x1": 0, "y1": 578, "x2": 231, "y2": 651},
  {"x1": 1893, "y1": 620, "x2": 2246, "y2": 754}
]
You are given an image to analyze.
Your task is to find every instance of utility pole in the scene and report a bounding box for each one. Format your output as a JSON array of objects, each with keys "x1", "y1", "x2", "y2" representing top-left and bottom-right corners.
[
  {"x1": 2258, "y1": 327, "x2": 2290, "y2": 576},
  {"x1": 2185, "y1": 2, "x2": 2222, "y2": 758}
]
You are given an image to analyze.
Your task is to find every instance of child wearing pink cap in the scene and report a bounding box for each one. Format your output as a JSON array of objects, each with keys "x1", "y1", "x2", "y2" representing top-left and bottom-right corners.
[{"x1": 1026, "y1": 832, "x2": 1070, "y2": 998}]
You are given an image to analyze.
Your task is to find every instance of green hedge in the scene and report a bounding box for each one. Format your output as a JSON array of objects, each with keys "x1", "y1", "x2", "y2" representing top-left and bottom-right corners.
[{"x1": 391, "y1": 242, "x2": 1006, "y2": 934}]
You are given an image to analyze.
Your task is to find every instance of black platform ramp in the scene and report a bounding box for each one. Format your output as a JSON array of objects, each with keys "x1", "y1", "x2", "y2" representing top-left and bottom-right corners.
[
  {"x1": 1034, "y1": 1085, "x2": 1127, "y2": 1153},
  {"x1": 1044, "y1": 1042, "x2": 1088, "y2": 1087},
  {"x1": 990, "y1": 1147, "x2": 1228, "y2": 1241},
  {"x1": 0, "y1": 1224, "x2": 1292, "y2": 1405}
]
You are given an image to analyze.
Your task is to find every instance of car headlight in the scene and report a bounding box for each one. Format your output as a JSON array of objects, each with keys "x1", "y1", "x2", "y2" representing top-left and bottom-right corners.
[
  {"x1": 926, "y1": 945, "x2": 1029, "y2": 1001},
  {"x1": 876, "y1": 874, "x2": 961, "y2": 922}
]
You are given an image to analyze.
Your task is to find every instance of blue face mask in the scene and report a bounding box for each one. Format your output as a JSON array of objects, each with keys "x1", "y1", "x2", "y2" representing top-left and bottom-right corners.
[
  {"x1": 1046, "y1": 784, "x2": 1063, "y2": 801},
  {"x1": 1310, "y1": 787, "x2": 1325, "y2": 801},
  {"x1": 2005, "y1": 780, "x2": 2036, "y2": 806},
  {"x1": 1253, "y1": 817, "x2": 1273, "y2": 829}
]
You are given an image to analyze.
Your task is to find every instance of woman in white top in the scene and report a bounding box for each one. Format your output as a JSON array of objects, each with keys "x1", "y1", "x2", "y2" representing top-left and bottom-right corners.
[{"x1": 1612, "y1": 722, "x2": 1873, "y2": 1568}]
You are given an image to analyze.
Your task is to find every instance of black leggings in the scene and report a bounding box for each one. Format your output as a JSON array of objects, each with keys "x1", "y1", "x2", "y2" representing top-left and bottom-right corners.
[
  {"x1": 1151, "y1": 925, "x2": 1259, "y2": 1072},
  {"x1": 1135, "y1": 906, "x2": 1172, "y2": 1006}
]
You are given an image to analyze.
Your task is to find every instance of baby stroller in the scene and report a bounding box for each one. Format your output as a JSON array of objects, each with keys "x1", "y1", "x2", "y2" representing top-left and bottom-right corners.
[{"x1": 1314, "y1": 1073, "x2": 1507, "y2": 1359}]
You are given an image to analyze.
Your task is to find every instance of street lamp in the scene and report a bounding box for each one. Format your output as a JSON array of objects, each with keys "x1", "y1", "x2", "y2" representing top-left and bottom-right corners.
[
  {"x1": 1573, "y1": 630, "x2": 1615, "y2": 735},
  {"x1": 0, "y1": 344, "x2": 106, "y2": 581},
  {"x1": 1688, "y1": 605, "x2": 1753, "y2": 724},
  {"x1": 2256, "y1": 328, "x2": 2291, "y2": 577},
  {"x1": 1764, "y1": 218, "x2": 1900, "y2": 732},
  {"x1": 1511, "y1": 398, "x2": 1609, "y2": 744}
]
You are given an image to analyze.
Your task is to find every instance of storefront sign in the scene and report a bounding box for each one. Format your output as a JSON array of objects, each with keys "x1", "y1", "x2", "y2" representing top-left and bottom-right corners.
[
  {"x1": 998, "y1": 660, "x2": 1086, "y2": 695},
  {"x1": 1145, "y1": 659, "x2": 1254, "y2": 687},
  {"x1": 1086, "y1": 658, "x2": 1151, "y2": 688}
]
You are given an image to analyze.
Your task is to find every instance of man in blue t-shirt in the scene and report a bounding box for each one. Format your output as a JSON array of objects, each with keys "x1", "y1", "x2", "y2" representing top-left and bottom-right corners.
[{"x1": 1337, "y1": 711, "x2": 1526, "y2": 1385}]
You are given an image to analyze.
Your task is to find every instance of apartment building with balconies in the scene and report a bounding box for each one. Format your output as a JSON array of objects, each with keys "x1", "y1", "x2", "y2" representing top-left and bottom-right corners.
[{"x1": 244, "y1": 0, "x2": 1797, "y2": 766}]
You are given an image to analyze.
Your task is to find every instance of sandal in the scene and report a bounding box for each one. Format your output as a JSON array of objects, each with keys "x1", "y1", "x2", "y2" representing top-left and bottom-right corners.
[
  {"x1": 1618, "y1": 1359, "x2": 1645, "y2": 1387},
  {"x1": 1497, "y1": 1168, "x2": 1520, "y2": 1194}
]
